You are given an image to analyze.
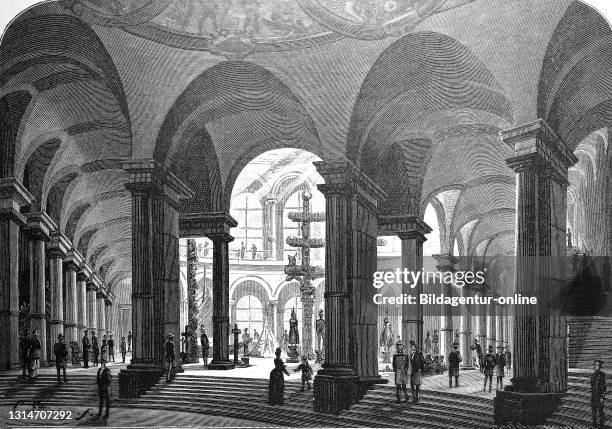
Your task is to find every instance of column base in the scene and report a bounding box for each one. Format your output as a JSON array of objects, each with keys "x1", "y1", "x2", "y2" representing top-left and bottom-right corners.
[
  {"x1": 207, "y1": 360, "x2": 235, "y2": 370},
  {"x1": 494, "y1": 390, "x2": 565, "y2": 426},
  {"x1": 313, "y1": 367, "x2": 359, "y2": 414},
  {"x1": 119, "y1": 364, "x2": 164, "y2": 399}
]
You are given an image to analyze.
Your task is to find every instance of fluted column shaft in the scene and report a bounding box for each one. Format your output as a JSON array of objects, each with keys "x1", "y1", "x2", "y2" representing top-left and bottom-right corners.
[
  {"x1": 76, "y1": 272, "x2": 88, "y2": 340},
  {"x1": 29, "y1": 238, "x2": 47, "y2": 363},
  {"x1": 48, "y1": 252, "x2": 65, "y2": 359},
  {"x1": 459, "y1": 286, "x2": 472, "y2": 367},
  {"x1": 63, "y1": 262, "x2": 79, "y2": 345},
  {"x1": 87, "y1": 283, "x2": 98, "y2": 334},
  {"x1": 97, "y1": 294, "x2": 106, "y2": 339},
  {"x1": 433, "y1": 254, "x2": 457, "y2": 359},
  {"x1": 486, "y1": 301, "x2": 496, "y2": 350}
]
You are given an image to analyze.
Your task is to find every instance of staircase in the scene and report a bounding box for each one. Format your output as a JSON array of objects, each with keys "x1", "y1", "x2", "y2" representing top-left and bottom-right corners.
[
  {"x1": 546, "y1": 370, "x2": 612, "y2": 427},
  {"x1": 131, "y1": 374, "x2": 494, "y2": 428},
  {"x1": 568, "y1": 316, "x2": 612, "y2": 368},
  {"x1": 0, "y1": 368, "x2": 122, "y2": 408}
]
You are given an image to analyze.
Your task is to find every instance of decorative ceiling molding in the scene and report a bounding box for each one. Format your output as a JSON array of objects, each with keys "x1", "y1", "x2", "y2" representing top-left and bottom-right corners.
[{"x1": 61, "y1": 0, "x2": 172, "y2": 27}]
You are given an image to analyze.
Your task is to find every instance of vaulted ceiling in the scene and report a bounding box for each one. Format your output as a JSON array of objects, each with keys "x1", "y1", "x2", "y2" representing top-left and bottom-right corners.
[{"x1": 1, "y1": 0, "x2": 611, "y2": 293}]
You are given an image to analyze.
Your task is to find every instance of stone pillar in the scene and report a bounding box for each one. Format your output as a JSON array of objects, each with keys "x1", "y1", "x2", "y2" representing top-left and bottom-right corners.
[
  {"x1": 0, "y1": 178, "x2": 32, "y2": 370},
  {"x1": 460, "y1": 286, "x2": 473, "y2": 368},
  {"x1": 496, "y1": 304, "x2": 504, "y2": 351},
  {"x1": 502, "y1": 119, "x2": 576, "y2": 393},
  {"x1": 433, "y1": 254, "x2": 458, "y2": 359},
  {"x1": 276, "y1": 307, "x2": 285, "y2": 344},
  {"x1": 269, "y1": 300, "x2": 277, "y2": 338},
  {"x1": 97, "y1": 292, "x2": 106, "y2": 339},
  {"x1": 26, "y1": 212, "x2": 56, "y2": 365},
  {"x1": 76, "y1": 264, "x2": 90, "y2": 341},
  {"x1": 475, "y1": 292, "x2": 487, "y2": 348},
  {"x1": 186, "y1": 239, "x2": 200, "y2": 363},
  {"x1": 207, "y1": 230, "x2": 235, "y2": 370},
  {"x1": 120, "y1": 160, "x2": 192, "y2": 398},
  {"x1": 47, "y1": 232, "x2": 70, "y2": 360},
  {"x1": 105, "y1": 299, "x2": 112, "y2": 337},
  {"x1": 87, "y1": 280, "x2": 98, "y2": 334},
  {"x1": 379, "y1": 215, "x2": 431, "y2": 349},
  {"x1": 261, "y1": 197, "x2": 277, "y2": 259},
  {"x1": 63, "y1": 252, "x2": 80, "y2": 348},
  {"x1": 229, "y1": 300, "x2": 236, "y2": 327},
  {"x1": 275, "y1": 200, "x2": 285, "y2": 261},
  {"x1": 486, "y1": 300, "x2": 496, "y2": 351},
  {"x1": 313, "y1": 160, "x2": 386, "y2": 414}
]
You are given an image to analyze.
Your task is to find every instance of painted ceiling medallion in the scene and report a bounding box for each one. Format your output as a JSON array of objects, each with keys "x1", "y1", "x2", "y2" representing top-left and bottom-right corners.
[{"x1": 296, "y1": 0, "x2": 464, "y2": 39}]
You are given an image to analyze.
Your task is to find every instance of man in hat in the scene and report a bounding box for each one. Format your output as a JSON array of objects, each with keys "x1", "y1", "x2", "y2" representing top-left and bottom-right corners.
[
  {"x1": 409, "y1": 340, "x2": 425, "y2": 403},
  {"x1": 19, "y1": 329, "x2": 30, "y2": 377},
  {"x1": 82, "y1": 329, "x2": 91, "y2": 368},
  {"x1": 495, "y1": 345, "x2": 507, "y2": 390},
  {"x1": 294, "y1": 356, "x2": 313, "y2": 392},
  {"x1": 120, "y1": 336, "x2": 127, "y2": 363},
  {"x1": 592, "y1": 359, "x2": 607, "y2": 429},
  {"x1": 127, "y1": 330, "x2": 132, "y2": 352},
  {"x1": 108, "y1": 334, "x2": 115, "y2": 362},
  {"x1": 96, "y1": 358, "x2": 111, "y2": 418},
  {"x1": 448, "y1": 342, "x2": 462, "y2": 388},
  {"x1": 392, "y1": 340, "x2": 410, "y2": 403},
  {"x1": 505, "y1": 345, "x2": 511, "y2": 370},
  {"x1": 29, "y1": 330, "x2": 42, "y2": 379},
  {"x1": 165, "y1": 333, "x2": 175, "y2": 382},
  {"x1": 483, "y1": 345, "x2": 496, "y2": 392},
  {"x1": 92, "y1": 331, "x2": 99, "y2": 366},
  {"x1": 54, "y1": 334, "x2": 68, "y2": 383}
]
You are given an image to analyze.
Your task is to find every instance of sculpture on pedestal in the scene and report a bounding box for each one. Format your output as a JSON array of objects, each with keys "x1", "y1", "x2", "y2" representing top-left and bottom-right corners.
[
  {"x1": 287, "y1": 307, "x2": 300, "y2": 362},
  {"x1": 185, "y1": 239, "x2": 200, "y2": 363},
  {"x1": 424, "y1": 331, "x2": 432, "y2": 355},
  {"x1": 284, "y1": 190, "x2": 325, "y2": 360},
  {"x1": 315, "y1": 309, "x2": 325, "y2": 362},
  {"x1": 432, "y1": 329, "x2": 440, "y2": 356},
  {"x1": 380, "y1": 315, "x2": 394, "y2": 363}
]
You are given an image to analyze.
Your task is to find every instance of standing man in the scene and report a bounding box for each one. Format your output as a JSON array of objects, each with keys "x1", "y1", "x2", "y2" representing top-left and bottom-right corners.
[
  {"x1": 240, "y1": 242, "x2": 245, "y2": 260},
  {"x1": 120, "y1": 336, "x2": 127, "y2": 363},
  {"x1": 251, "y1": 244, "x2": 257, "y2": 260},
  {"x1": 165, "y1": 333, "x2": 176, "y2": 382},
  {"x1": 483, "y1": 345, "x2": 496, "y2": 392},
  {"x1": 448, "y1": 342, "x2": 462, "y2": 388},
  {"x1": 108, "y1": 334, "x2": 115, "y2": 362},
  {"x1": 409, "y1": 340, "x2": 425, "y2": 403},
  {"x1": 54, "y1": 334, "x2": 68, "y2": 383},
  {"x1": 592, "y1": 359, "x2": 607, "y2": 429},
  {"x1": 392, "y1": 340, "x2": 409, "y2": 403},
  {"x1": 200, "y1": 326, "x2": 209, "y2": 366},
  {"x1": 92, "y1": 331, "x2": 100, "y2": 366},
  {"x1": 82, "y1": 329, "x2": 91, "y2": 368},
  {"x1": 495, "y1": 345, "x2": 507, "y2": 390},
  {"x1": 96, "y1": 359, "x2": 111, "y2": 418},
  {"x1": 505, "y1": 346, "x2": 512, "y2": 370},
  {"x1": 19, "y1": 329, "x2": 30, "y2": 378},
  {"x1": 29, "y1": 330, "x2": 42, "y2": 379},
  {"x1": 127, "y1": 331, "x2": 132, "y2": 352}
]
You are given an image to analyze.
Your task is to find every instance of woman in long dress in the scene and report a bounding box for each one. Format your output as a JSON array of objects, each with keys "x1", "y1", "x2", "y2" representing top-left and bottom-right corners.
[{"x1": 268, "y1": 347, "x2": 290, "y2": 405}]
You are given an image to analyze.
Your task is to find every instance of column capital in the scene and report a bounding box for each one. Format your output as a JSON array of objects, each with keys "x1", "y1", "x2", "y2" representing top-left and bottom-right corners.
[
  {"x1": 25, "y1": 211, "x2": 57, "y2": 241},
  {"x1": 378, "y1": 214, "x2": 432, "y2": 239},
  {"x1": 64, "y1": 249, "x2": 84, "y2": 272},
  {"x1": 501, "y1": 119, "x2": 578, "y2": 179},
  {"x1": 432, "y1": 253, "x2": 459, "y2": 272},
  {"x1": 79, "y1": 262, "x2": 93, "y2": 281},
  {"x1": 314, "y1": 160, "x2": 387, "y2": 208},
  {"x1": 96, "y1": 290, "x2": 106, "y2": 300},
  {"x1": 0, "y1": 177, "x2": 33, "y2": 225},
  {"x1": 179, "y1": 211, "x2": 237, "y2": 238},
  {"x1": 47, "y1": 231, "x2": 71, "y2": 259},
  {"x1": 208, "y1": 231, "x2": 234, "y2": 243},
  {"x1": 123, "y1": 158, "x2": 194, "y2": 206}
]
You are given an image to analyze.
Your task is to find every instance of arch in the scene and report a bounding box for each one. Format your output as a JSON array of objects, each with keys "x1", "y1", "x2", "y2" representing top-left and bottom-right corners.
[
  {"x1": 0, "y1": 91, "x2": 32, "y2": 177},
  {"x1": 230, "y1": 277, "x2": 273, "y2": 306}
]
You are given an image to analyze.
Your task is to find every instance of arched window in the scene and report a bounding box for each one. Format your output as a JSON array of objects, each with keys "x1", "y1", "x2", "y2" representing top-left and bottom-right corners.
[
  {"x1": 231, "y1": 193, "x2": 263, "y2": 259},
  {"x1": 423, "y1": 203, "x2": 441, "y2": 256},
  {"x1": 236, "y1": 295, "x2": 264, "y2": 334}
]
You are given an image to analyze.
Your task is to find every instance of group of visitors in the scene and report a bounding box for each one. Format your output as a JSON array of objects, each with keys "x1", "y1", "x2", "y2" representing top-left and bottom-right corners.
[
  {"x1": 19, "y1": 329, "x2": 42, "y2": 379},
  {"x1": 268, "y1": 348, "x2": 313, "y2": 405}
]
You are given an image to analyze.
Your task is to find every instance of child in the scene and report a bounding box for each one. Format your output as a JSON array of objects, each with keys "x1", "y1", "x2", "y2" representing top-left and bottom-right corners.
[{"x1": 294, "y1": 356, "x2": 313, "y2": 392}]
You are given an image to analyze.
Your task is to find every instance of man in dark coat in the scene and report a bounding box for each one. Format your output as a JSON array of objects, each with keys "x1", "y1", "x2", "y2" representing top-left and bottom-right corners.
[
  {"x1": 92, "y1": 332, "x2": 99, "y2": 366},
  {"x1": 54, "y1": 334, "x2": 68, "y2": 383},
  {"x1": 409, "y1": 340, "x2": 425, "y2": 403},
  {"x1": 19, "y1": 329, "x2": 30, "y2": 377},
  {"x1": 448, "y1": 342, "x2": 462, "y2": 388},
  {"x1": 108, "y1": 334, "x2": 115, "y2": 362},
  {"x1": 495, "y1": 345, "x2": 507, "y2": 390},
  {"x1": 200, "y1": 326, "x2": 209, "y2": 366},
  {"x1": 483, "y1": 345, "x2": 496, "y2": 392},
  {"x1": 96, "y1": 360, "x2": 111, "y2": 418},
  {"x1": 392, "y1": 340, "x2": 409, "y2": 403},
  {"x1": 165, "y1": 333, "x2": 175, "y2": 382},
  {"x1": 127, "y1": 331, "x2": 132, "y2": 352},
  {"x1": 120, "y1": 336, "x2": 127, "y2": 363},
  {"x1": 592, "y1": 359, "x2": 607, "y2": 429},
  {"x1": 82, "y1": 330, "x2": 90, "y2": 368}
]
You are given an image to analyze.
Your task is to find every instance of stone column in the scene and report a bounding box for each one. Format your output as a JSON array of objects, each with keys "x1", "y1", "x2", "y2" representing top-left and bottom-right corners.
[
  {"x1": 496, "y1": 304, "x2": 505, "y2": 351},
  {"x1": 313, "y1": 160, "x2": 386, "y2": 414},
  {"x1": 460, "y1": 286, "x2": 473, "y2": 368},
  {"x1": 475, "y1": 292, "x2": 487, "y2": 348},
  {"x1": 379, "y1": 215, "x2": 431, "y2": 349},
  {"x1": 276, "y1": 307, "x2": 285, "y2": 344},
  {"x1": 503, "y1": 119, "x2": 576, "y2": 392},
  {"x1": 97, "y1": 292, "x2": 106, "y2": 339},
  {"x1": 261, "y1": 197, "x2": 277, "y2": 259},
  {"x1": 105, "y1": 299, "x2": 112, "y2": 337},
  {"x1": 77, "y1": 264, "x2": 90, "y2": 341},
  {"x1": 275, "y1": 200, "x2": 285, "y2": 261},
  {"x1": 87, "y1": 279, "x2": 98, "y2": 334},
  {"x1": 229, "y1": 300, "x2": 236, "y2": 327},
  {"x1": 63, "y1": 251, "x2": 80, "y2": 348},
  {"x1": 120, "y1": 159, "x2": 192, "y2": 398},
  {"x1": 269, "y1": 300, "x2": 277, "y2": 339},
  {"x1": 207, "y1": 230, "x2": 235, "y2": 370},
  {"x1": 486, "y1": 300, "x2": 496, "y2": 351},
  {"x1": 433, "y1": 254, "x2": 458, "y2": 359},
  {"x1": 186, "y1": 239, "x2": 200, "y2": 363},
  {"x1": 0, "y1": 178, "x2": 32, "y2": 370},
  {"x1": 47, "y1": 231, "x2": 70, "y2": 360},
  {"x1": 27, "y1": 212, "x2": 56, "y2": 365}
]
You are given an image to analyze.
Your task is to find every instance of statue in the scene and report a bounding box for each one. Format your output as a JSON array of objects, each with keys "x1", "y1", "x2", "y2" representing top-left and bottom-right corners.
[
  {"x1": 289, "y1": 308, "x2": 300, "y2": 344},
  {"x1": 424, "y1": 331, "x2": 432, "y2": 355},
  {"x1": 432, "y1": 330, "x2": 440, "y2": 356},
  {"x1": 380, "y1": 315, "x2": 394, "y2": 363},
  {"x1": 315, "y1": 309, "x2": 325, "y2": 352},
  {"x1": 567, "y1": 227, "x2": 573, "y2": 248}
]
